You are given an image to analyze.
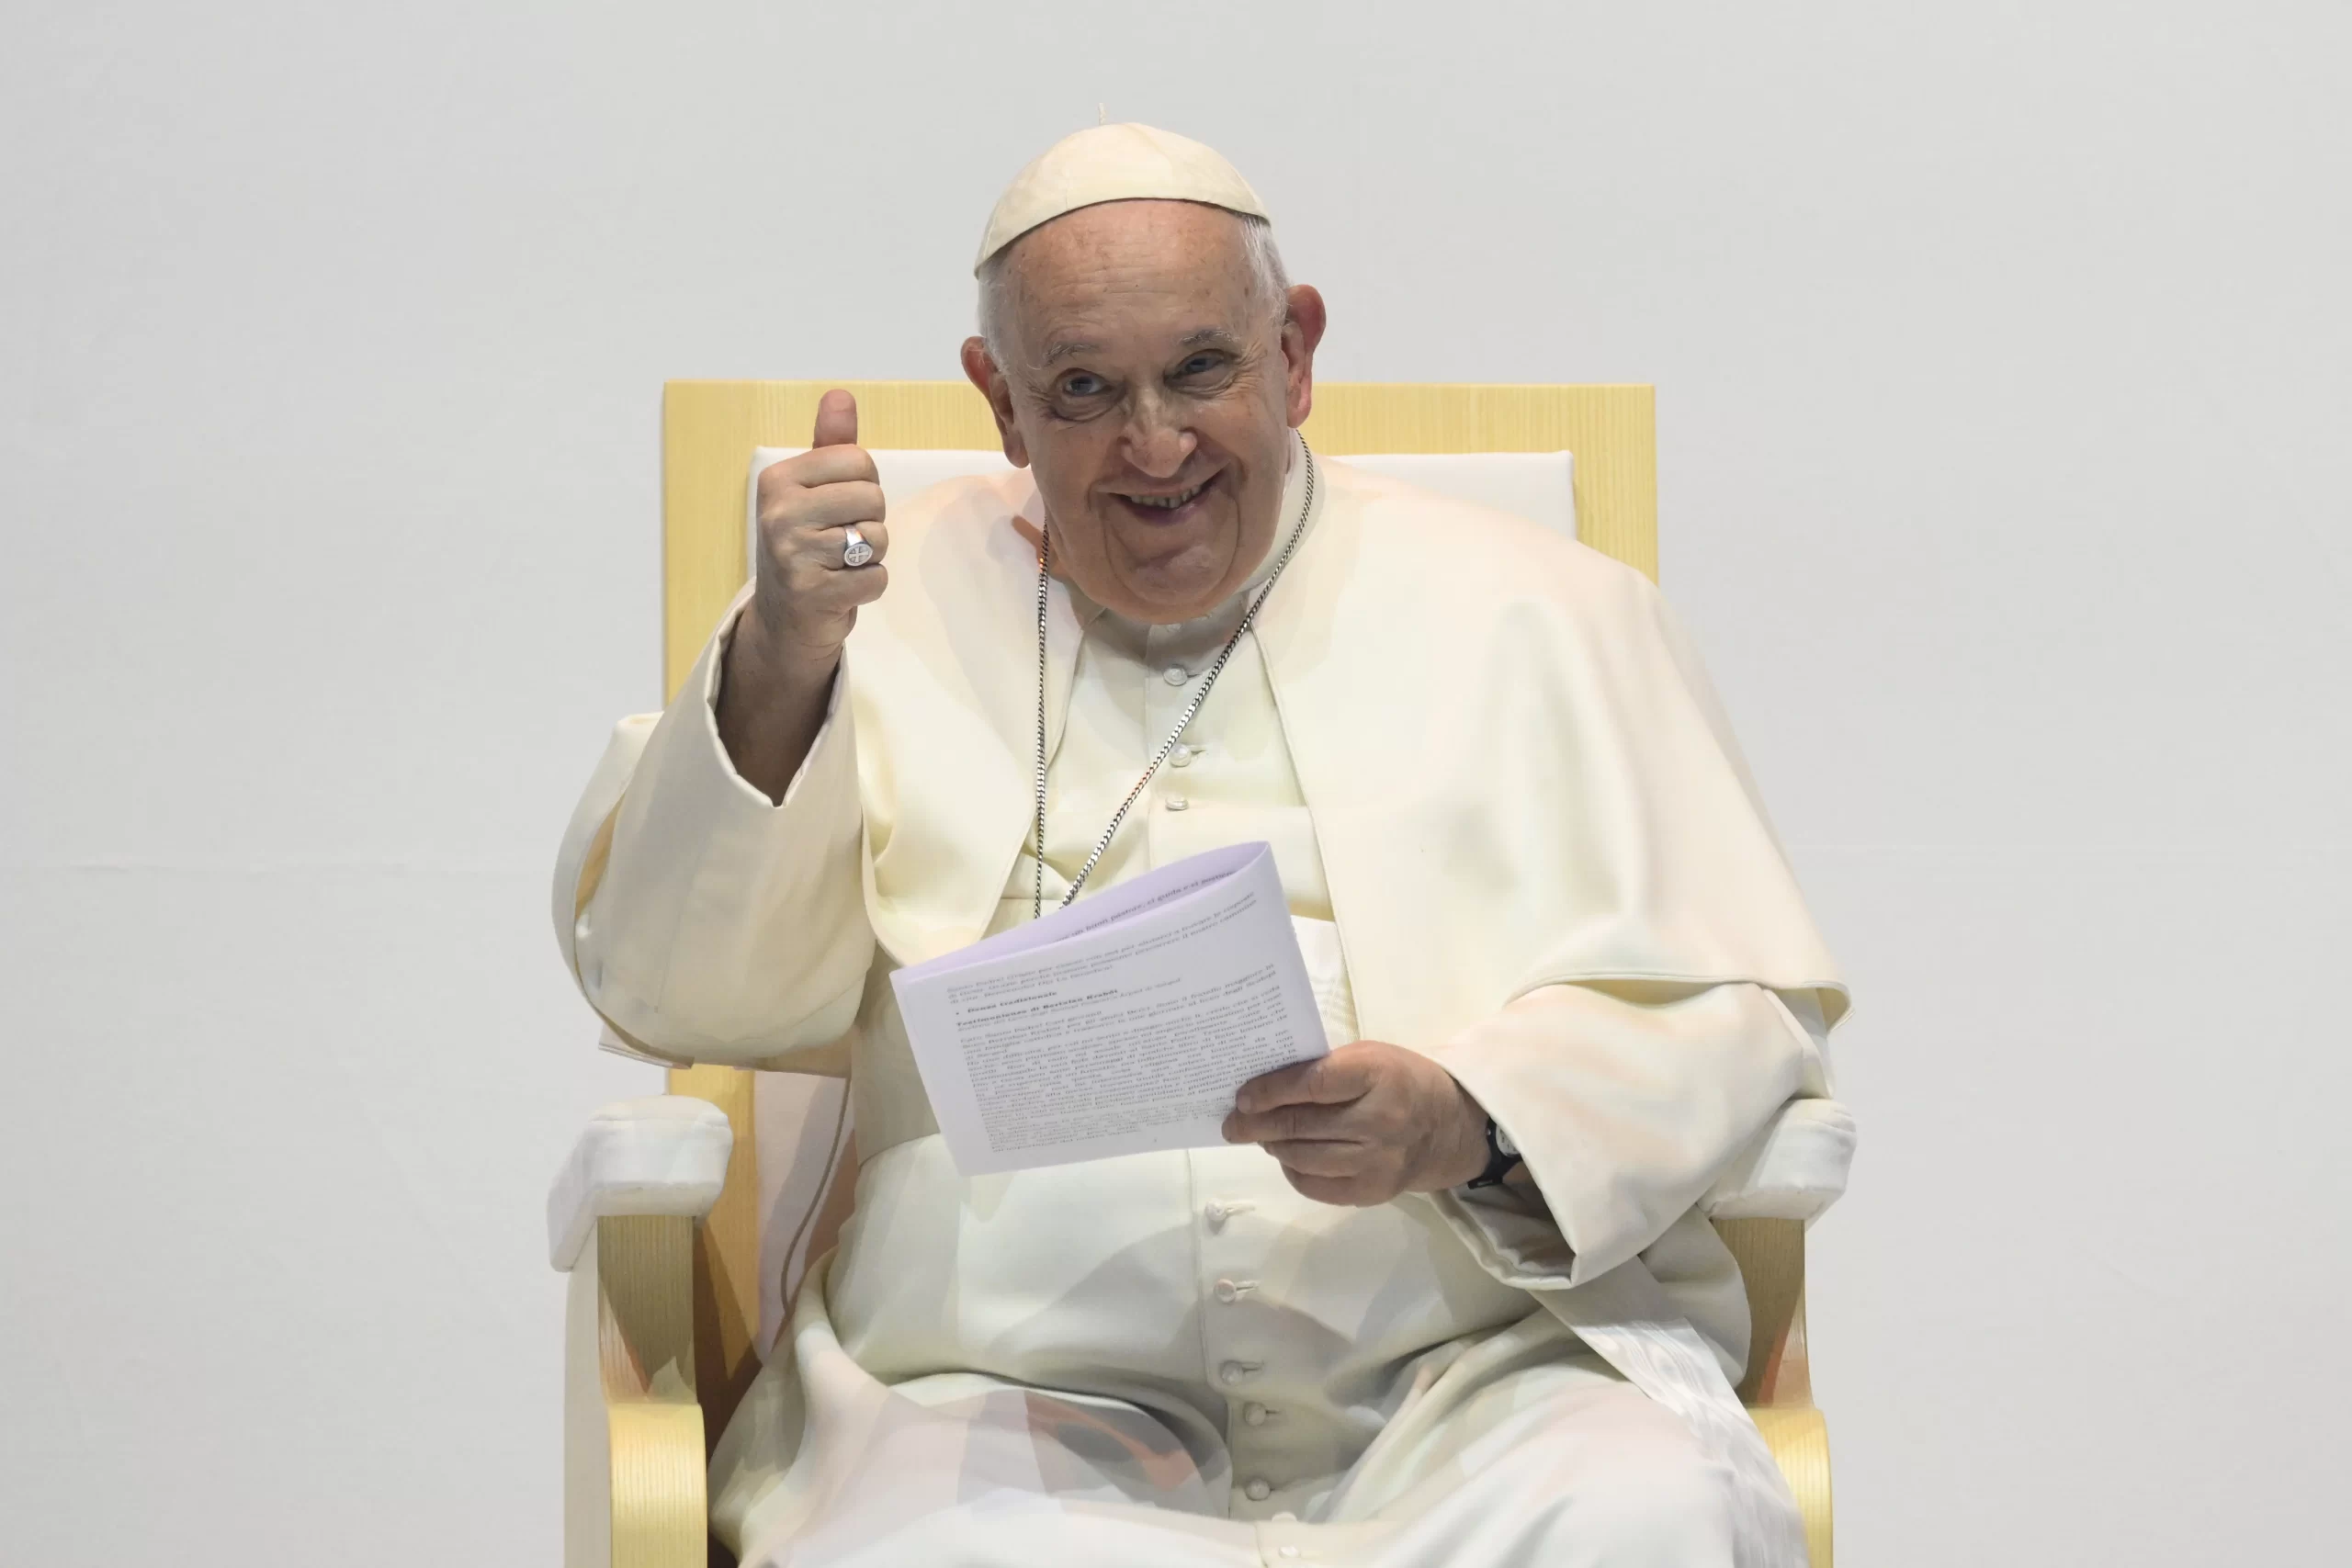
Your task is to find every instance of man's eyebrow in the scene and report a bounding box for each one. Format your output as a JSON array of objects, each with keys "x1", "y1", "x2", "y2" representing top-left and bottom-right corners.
[{"x1": 1038, "y1": 328, "x2": 1240, "y2": 367}]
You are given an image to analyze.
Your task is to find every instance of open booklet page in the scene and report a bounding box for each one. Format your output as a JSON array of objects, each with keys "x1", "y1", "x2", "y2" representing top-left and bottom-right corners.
[{"x1": 889, "y1": 841, "x2": 1329, "y2": 1175}]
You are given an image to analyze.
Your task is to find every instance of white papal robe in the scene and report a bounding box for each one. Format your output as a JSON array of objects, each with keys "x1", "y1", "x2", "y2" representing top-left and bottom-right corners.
[{"x1": 555, "y1": 436, "x2": 1849, "y2": 1567}]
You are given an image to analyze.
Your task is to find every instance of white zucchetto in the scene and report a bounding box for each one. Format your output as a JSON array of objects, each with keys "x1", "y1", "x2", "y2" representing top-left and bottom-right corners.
[{"x1": 974, "y1": 123, "x2": 1271, "y2": 272}]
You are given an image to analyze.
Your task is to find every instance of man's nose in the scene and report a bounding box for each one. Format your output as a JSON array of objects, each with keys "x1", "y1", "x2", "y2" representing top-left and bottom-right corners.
[{"x1": 1123, "y1": 404, "x2": 1197, "y2": 479}]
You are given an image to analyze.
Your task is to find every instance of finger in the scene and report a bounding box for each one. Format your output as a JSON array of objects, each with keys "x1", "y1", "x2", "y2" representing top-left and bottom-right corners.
[
  {"x1": 1235, "y1": 1052, "x2": 1373, "y2": 1115},
  {"x1": 1281, "y1": 1167, "x2": 1374, "y2": 1207},
  {"x1": 1223, "y1": 1101, "x2": 1352, "y2": 1145},
  {"x1": 827, "y1": 519, "x2": 888, "y2": 570},
  {"x1": 1261, "y1": 1139, "x2": 1364, "y2": 1177},
  {"x1": 811, "y1": 389, "x2": 858, "y2": 448},
  {"x1": 775, "y1": 521, "x2": 888, "y2": 582},
  {"x1": 831, "y1": 561, "x2": 888, "y2": 606},
  {"x1": 769, "y1": 481, "x2": 887, "y2": 534},
  {"x1": 786, "y1": 564, "x2": 888, "y2": 627},
  {"x1": 804, "y1": 526, "x2": 884, "y2": 582},
  {"x1": 763, "y1": 445, "x2": 880, "y2": 497},
  {"x1": 762, "y1": 525, "x2": 882, "y2": 599}
]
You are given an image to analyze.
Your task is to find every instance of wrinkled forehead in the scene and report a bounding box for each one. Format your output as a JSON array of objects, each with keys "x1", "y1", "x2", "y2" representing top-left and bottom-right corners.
[{"x1": 998, "y1": 200, "x2": 1264, "y2": 347}]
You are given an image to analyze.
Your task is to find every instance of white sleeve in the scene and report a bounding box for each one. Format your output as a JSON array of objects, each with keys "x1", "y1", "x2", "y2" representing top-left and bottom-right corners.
[
  {"x1": 1419, "y1": 979, "x2": 1831, "y2": 1290},
  {"x1": 552, "y1": 594, "x2": 875, "y2": 1068}
]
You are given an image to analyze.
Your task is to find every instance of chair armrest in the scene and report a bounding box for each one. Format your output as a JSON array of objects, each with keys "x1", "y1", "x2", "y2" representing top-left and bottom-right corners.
[
  {"x1": 548, "y1": 1096, "x2": 733, "y2": 1271},
  {"x1": 1708, "y1": 1102, "x2": 1851, "y2": 1564},
  {"x1": 1702, "y1": 1098, "x2": 1857, "y2": 1223}
]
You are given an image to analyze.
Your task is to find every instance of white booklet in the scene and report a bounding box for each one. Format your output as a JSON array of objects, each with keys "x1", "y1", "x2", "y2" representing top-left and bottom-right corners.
[{"x1": 889, "y1": 841, "x2": 1329, "y2": 1176}]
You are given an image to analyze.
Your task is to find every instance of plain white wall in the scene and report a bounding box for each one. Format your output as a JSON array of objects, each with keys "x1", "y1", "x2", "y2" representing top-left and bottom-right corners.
[{"x1": 4, "y1": 2, "x2": 2346, "y2": 1562}]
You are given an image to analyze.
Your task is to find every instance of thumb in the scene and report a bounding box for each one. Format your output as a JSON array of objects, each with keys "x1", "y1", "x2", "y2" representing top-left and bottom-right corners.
[{"x1": 811, "y1": 389, "x2": 858, "y2": 448}]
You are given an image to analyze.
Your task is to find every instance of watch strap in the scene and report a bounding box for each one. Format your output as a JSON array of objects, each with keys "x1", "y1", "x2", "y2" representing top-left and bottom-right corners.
[{"x1": 1464, "y1": 1114, "x2": 1523, "y2": 1190}]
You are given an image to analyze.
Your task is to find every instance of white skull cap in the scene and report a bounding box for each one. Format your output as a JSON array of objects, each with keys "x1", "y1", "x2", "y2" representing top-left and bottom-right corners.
[{"x1": 975, "y1": 123, "x2": 1271, "y2": 273}]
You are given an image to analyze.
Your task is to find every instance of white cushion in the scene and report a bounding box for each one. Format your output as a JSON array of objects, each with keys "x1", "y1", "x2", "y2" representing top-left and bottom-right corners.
[
  {"x1": 1701, "y1": 1099, "x2": 1858, "y2": 1223},
  {"x1": 1340, "y1": 451, "x2": 1574, "y2": 539},
  {"x1": 746, "y1": 446, "x2": 1577, "y2": 570},
  {"x1": 546, "y1": 1095, "x2": 733, "y2": 1271}
]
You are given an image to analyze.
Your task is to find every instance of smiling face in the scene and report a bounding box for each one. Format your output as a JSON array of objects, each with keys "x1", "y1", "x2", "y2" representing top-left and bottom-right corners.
[{"x1": 962, "y1": 200, "x2": 1326, "y2": 624}]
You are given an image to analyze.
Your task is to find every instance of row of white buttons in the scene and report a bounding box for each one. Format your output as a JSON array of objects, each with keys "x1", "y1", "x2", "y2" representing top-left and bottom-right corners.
[
  {"x1": 1165, "y1": 732, "x2": 1202, "y2": 817},
  {"x1": 1156, "y1": 667, "x2": 1199, "y2": 821},
  {"x1": 1206, "y1": 1196, "x2": 1280, "y2": 1508},
  {"x1": 1163, "y1": 739, "x2": 1198, "y2": 810}
]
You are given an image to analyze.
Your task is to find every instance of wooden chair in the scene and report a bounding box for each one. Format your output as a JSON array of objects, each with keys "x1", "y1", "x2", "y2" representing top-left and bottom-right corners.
[{"x1": 554, "y1": 380, "x2": 1838, "y2": 1566}]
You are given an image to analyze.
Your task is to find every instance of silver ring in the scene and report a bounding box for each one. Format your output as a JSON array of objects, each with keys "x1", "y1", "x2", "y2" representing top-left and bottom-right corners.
[{"x1": 841, "y1": 526, "x2": 875, "y2": 568}]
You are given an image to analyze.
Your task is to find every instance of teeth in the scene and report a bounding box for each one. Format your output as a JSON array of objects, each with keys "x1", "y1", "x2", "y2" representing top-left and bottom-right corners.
[{"x1": 1128, "y1": 482, "x2": 1204, "y2": 510}]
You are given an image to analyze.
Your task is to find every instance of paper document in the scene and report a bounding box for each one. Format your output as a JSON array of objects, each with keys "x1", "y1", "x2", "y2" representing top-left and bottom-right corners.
[{"x1": 890, "y1": 841, "x2": 1329, "y2": 1175}]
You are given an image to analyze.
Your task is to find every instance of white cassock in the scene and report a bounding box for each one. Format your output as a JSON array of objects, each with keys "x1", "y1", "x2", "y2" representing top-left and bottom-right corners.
[{"x1": 555, "y1": 435, "x2": 1850, "y2": 1567}]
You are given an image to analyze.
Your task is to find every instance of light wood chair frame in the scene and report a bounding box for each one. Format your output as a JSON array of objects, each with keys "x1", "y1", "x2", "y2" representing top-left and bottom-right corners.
[{"x1": 572, "y1": 380, "x2": 1832, "y2": 1566}]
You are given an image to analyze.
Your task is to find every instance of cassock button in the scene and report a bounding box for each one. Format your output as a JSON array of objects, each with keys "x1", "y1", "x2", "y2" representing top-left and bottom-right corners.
[
  {"x1": 1214, "y1": 1278, "x2": 1240, "y2": 1303},
  {"x1": 1242, "y1": 1403, "x2": 1270, "y2": 1427},
  {"x1": 1170, "y1": 744, "x2": 1194, "y2": 768},
  {"x1": 1219, "y1": 1360, "x2": 1257, "y2": 1385},
  {"x1": 1245, "y1": 1478, "x2": 1272, "y2": 1502},
  {"x1": 1164, "y1": 795, "x2": 1189, "y2": 812},
  {"x1": 1163, "y1": 665, "x2": 1190, "y2": 686}
]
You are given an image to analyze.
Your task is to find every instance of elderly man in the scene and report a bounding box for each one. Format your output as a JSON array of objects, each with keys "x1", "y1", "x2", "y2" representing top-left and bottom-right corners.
[{"x1": 556, "y1": 125, "x2": 1848, "y2": 1568}]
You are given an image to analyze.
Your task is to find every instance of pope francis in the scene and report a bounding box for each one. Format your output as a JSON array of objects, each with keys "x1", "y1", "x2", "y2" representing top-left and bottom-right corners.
[{"x1": 555, "y1": 125, "x2": 1850, "y2": 1568}]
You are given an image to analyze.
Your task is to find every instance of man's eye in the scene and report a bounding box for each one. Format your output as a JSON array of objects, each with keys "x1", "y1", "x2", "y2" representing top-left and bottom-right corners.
[
  {"x1": 1177, "y1": 355, "x2": 1223, "y2": 378},
  {"x1": 1060, "y1": 374, "x2": 1108, "y2": 398}
]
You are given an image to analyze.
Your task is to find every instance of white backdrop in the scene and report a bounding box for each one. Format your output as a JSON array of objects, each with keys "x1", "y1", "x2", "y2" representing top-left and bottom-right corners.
[{"x1": 4, "y1": 3, "x2": 2346, "y2": 1562}]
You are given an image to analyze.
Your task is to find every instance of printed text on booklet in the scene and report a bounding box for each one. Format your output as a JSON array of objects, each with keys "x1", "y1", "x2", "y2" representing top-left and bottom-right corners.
[{"x1": 889, "y1": 842, "x2": 1329, "y2": 1175}]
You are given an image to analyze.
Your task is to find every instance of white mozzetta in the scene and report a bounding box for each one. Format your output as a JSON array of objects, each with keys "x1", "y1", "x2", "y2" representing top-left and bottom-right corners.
[
  {"x1": 546, "y1": 1095, "x2": 734, "y2": 1271},
  {"x1": 1701, "y1": 1098, "x2": 1859, "y2": 1223}
]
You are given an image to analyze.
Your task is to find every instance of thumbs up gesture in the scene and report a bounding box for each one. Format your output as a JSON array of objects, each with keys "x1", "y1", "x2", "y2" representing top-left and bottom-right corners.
[
  {"x1": 718, "y1": 389, "x2": 888, "y2": 798},
  {"x1": 746, "y1": 389, "x2": 889, "y2": 663}
]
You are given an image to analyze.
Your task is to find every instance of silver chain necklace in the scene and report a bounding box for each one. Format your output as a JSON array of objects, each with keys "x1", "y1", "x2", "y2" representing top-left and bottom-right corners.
[{"x1": 1033, "y1": 443, "x2": 1318, "y2": 919}]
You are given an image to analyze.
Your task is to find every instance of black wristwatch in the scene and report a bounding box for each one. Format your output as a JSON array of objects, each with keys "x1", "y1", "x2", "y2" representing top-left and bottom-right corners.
[{"x1": 1464, "y1": 1115, "x2": 1522, "y2": 1190}]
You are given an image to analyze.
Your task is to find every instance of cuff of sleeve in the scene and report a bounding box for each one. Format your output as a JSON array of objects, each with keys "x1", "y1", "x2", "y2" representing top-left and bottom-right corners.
[
  {"x1": 1424, "y1": 981, "x2": 1817, "y2": 1291},
  {"x1": 575, "y1": 589, "x2": 873, "y2": 1062},
  {"x1": 1418, "y1": 1181, "x2": 1579, "y2": 1292},
  {"x1": 698, "y1": 592, "x2": 845, "y2": 813}
]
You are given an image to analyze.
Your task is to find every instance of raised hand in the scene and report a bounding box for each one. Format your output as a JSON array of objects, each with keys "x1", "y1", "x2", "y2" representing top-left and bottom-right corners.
[
  {"x1": 718, "y1": 389, "x2": 888, "y2": 801},
  {"x1": 746, "y1": 389, "x2": 889, "y2": 669}
]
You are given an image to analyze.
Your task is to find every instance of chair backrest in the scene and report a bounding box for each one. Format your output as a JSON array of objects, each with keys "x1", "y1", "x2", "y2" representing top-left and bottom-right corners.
[{"x1": 660, "y1": 379, "x2": 1659, "y2": 1433}]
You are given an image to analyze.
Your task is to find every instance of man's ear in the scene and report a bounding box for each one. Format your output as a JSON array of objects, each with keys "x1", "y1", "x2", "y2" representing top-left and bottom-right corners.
[
  {"x1": 961, "y1": 337, "x2": 1030, "y2": 468},
  {"x1": 1279, "y1": 285, "x2": 1327, "y2": 431}
]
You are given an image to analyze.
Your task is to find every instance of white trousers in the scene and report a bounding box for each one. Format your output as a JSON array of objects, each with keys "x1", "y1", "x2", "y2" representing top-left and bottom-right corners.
[{"x1": 737, "y1": 1337, "x2": 1737, "y2": 1568}]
